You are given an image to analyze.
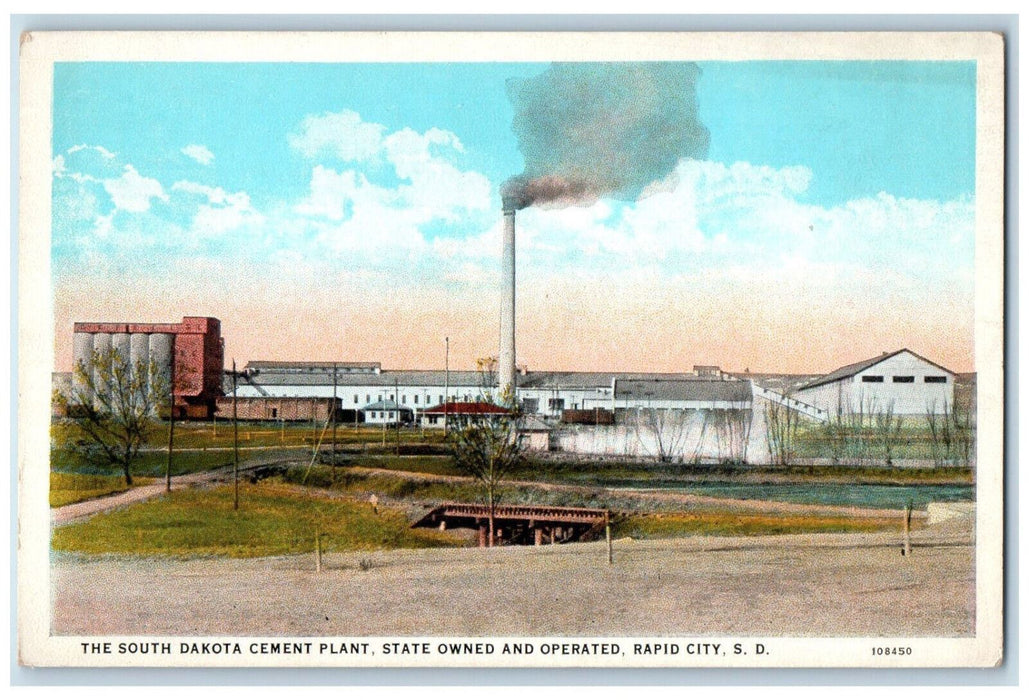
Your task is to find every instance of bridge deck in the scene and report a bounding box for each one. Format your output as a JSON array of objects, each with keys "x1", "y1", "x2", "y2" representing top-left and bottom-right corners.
[{"x1": 412, "y1": 502, "x2": 610, "y2": 546}]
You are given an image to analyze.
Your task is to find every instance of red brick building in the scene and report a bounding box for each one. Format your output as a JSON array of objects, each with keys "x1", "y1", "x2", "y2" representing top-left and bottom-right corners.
[{"x1": 72, "y1": 316, "x2": 224, "y2": 419}]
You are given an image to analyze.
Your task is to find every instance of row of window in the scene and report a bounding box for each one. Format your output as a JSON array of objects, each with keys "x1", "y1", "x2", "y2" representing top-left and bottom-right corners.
[
  {"x1": 352, "y1": 394, "x2": 450, "y2": 405},
  {"x1": 861, "y1": 375, "x2": 947, "y2": 384}
]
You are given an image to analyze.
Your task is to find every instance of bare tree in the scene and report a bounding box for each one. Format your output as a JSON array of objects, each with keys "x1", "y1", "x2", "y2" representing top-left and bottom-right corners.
[
  {"x1": 629, "y1": 407, "x2": 696, "y2": 463},
  {"x1": 764, "y1": 396, "x2": 801, "y2": 466},
  {"x1": 925, "y1": 399, "x2": 945, "y2": 468},
  {"x1": 713, "y1": 403, "x2": 752, "y2": 464},
  {"x1": 824, "y1": 387, "x2": 848, "y2": 464},
  {"x1": 951, "y1": 396, "x2": 975, "y2": 467},
  {"x1": 54, "y1": 348, "x2": 168, "y2": 486},
  {"x1": 872, "y1": 400, "x2": 904, "y2": 467}
]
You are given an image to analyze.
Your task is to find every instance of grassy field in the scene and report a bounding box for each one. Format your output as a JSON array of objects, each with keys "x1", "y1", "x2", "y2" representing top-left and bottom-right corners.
[
  {"x1": 49, "y1": 472, "x2": 156, "y2": 508},
  {"x1": 613, "y1": 512, "x2": 900, "y2": 539},
  {"x1": 50, "y1": 472, "x2": 897, "y2": 557},
  {"x1": 327, "y1": 452, "x2": 973, "y2": 486},
  {"x1": 51, "y1": 482, "x2": 463, "y2": 557}
]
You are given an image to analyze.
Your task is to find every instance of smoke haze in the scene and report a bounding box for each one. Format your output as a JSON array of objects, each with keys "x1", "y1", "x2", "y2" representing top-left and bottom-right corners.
[{"x1": 502, "y1": 62, "x2": 710, "y2": 210}]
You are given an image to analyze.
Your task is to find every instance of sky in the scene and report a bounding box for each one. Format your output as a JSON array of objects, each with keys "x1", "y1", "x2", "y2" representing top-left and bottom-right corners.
[{"x1": 50, "y1": 60, "x2": 977, "y2": 374}]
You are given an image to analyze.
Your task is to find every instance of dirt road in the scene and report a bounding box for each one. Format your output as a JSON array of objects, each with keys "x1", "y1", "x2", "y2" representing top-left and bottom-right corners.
[{"x1": 51, "y1": 517, "x2": 974, "y2": 638}]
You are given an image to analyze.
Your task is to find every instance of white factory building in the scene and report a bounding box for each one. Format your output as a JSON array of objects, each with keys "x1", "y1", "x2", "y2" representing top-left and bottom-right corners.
[
  {"x1": 227, "y1": 361, "x2": 754, "y2": 422},
  {"x1": 791, "y1": 349, "x2": 956, "y2": 416}
]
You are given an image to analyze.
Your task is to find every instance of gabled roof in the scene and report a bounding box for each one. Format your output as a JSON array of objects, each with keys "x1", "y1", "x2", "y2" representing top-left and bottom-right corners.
[
  {"x1": 421, "y1": 401, "x2": 511, "y2": 416},
  {"x1": 361, "y1": 400, "x2": 408, "y2": 411},
  {"x1": 799, "y1": 349, "x2": 956, "y2": 391}
]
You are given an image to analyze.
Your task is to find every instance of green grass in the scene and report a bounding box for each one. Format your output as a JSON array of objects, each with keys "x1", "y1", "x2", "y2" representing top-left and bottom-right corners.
[
  {"x1": 49, "y1": 472, "x2": 155, "y2": 508},
  {"x1": 50, "y1": 447, "x2": 238, "y2": 478},
  {"x1": 613, "y1": 512, "x2": 898, "y2": 539},
  {"x1": 331, "y1": 454, "x2": 464, "y2": 477},
  {"x1": 513, "y1": 458, "x2": 974, "y2": 486},
  {"x1": 51, "y1": 482, "x2": 463, "y2": 557}
]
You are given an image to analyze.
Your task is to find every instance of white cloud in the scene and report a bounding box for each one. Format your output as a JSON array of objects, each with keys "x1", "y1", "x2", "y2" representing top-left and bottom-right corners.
[
  {"x1": 382, "y1": 127, "x2": 491, "y2": 220},
  {"x1": 287, "y1": 114, "x2": 493, "y2": 264},
  {"x1": 182, "y1": 144, "x2": 215, "y2": 165},
  {"x1": 172, "y1": 179, "x2": 264, "y2": 236},
  {"x1": 68, "y1": 144, "x2": 116, "y2": 159},
  {"x1": 288, "y1": 110, "x2": 386, "y2": 162},
  {"x1": 293, "y1": 166, "x2": 367, "y2": 221},
  {"x1": 103, "y1": 165, "x2": 168, "y2": 213}
]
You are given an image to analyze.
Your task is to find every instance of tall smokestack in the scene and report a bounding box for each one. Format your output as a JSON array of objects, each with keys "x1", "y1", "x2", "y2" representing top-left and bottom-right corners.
[{"x1": 499, "y1": 199, "x2": 517, "y2": 401}]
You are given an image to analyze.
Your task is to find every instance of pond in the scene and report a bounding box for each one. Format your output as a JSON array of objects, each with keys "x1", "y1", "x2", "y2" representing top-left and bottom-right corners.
[{"x1": 610, "y1": 482, "x2": 974, "y2": 509}]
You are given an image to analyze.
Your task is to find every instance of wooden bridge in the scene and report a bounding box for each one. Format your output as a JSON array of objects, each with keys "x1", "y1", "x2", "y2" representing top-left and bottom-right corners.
[{"x1": 412, "y1": 502, "x2": 610, "y2": 547}]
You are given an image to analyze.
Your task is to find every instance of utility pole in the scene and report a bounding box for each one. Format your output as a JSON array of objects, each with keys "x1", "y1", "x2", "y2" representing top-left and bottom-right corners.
[
  {"x1": 444, "y1": 336, "x2": 450, "y2": 438},
  {"x1": 395, "y1": 377, "x2": 401, "y2": 456},
  {"x1": 232, "y1": 359, "x2": 239, "y2": 511},
  {"x1": 332, "y1": 362, "x2": 338, "y2": 469},
  {"x1": 165, "y1": 356, "x2": 175, "y2": 493}
]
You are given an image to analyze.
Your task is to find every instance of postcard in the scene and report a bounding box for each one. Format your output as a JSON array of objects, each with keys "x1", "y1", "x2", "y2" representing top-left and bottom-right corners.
[{"x1": 18, "y1": 30, "x2": 1005, "y2": 668}]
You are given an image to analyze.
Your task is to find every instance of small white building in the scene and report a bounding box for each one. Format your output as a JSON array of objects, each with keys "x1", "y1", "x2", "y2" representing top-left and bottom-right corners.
[
  {"x1": 792, "y1": 349, "x2": 956, "y2": 416},
  {"x1": 361, "y1": 400, "x2": 413, "y2": 426}
]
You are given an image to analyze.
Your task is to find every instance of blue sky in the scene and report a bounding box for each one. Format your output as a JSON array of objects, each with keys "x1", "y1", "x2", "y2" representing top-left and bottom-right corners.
[{"x1": 50, "y1": 60, "x2": 978, "y2": 373}]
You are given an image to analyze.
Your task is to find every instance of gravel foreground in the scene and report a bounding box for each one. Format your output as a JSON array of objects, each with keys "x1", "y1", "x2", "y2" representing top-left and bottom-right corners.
[{"x1": 51, "y1": 516, "x2": 974, "y2": 638}]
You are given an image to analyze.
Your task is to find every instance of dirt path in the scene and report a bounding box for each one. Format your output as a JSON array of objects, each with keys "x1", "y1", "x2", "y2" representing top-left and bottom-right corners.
[
  {"x1": 50, "y1": 457, "x2": 299, "y2": 526},
  {"x1": 50, "y1": 517, "x2": 975, "y2": 637}
]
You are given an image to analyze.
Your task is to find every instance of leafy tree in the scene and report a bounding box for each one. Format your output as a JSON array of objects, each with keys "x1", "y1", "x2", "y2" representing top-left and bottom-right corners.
[
  {"x1": 54, "y1": 348, "x2": 168, "y2": 486},
  {"x1": 449, "y1": 384, "x2": 523, "y2": 547}
]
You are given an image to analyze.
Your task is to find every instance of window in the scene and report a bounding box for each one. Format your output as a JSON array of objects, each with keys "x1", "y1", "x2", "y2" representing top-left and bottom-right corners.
[
  {"x1": 893, "y1": 376, "x2": 915, "y2": 383},
  {"x1": 366, "y1": 394, "x2": 370, "y2": 403},
  {"x1": 548, "y1": 398, "x2": 565, "y2": 411},
  {"x1": 429, "y1": 416, "x2": 438, "y2": 425},
  {"x1": 402, "y1": 395, "x2": 407, "y2": 404},
  {"x1": 354, "y1": 394, "x2": 359, "y2": 404},
  {"x1": 439, "y1": 395, "x2": 443, "y2": 404},
  {"x1": 414, "y1": 395, "x2": 419, "y2": 404},
  {"x1": 925, "y1": 376, "x2": 948, "y2": 383},
  {"x1": 861, "y1": 376, "x2": 884, "y2": 383},
  {"x1": 271, "y1": 408, "x2": 278, "y2": 418},
  {"x1": 522, "y1": 398, "x2": 539, "y2": 414},
  {"x1": 378, "y1": 395, "x2": 383, "y2": 402}
]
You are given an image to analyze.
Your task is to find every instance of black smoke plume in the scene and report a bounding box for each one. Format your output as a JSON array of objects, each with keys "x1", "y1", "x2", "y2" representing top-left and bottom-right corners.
[{"x1": 502, "y1": 62, "x2": 709, "y2": 211}]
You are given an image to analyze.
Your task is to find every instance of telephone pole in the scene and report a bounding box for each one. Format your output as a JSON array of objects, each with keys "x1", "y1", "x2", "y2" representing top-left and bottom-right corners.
[
  {"x1": 444, "y1": 336, "x2": 450, "y2": 438},
  {"x1": 232, "y1": 358, "x2": 239, "y2": 511}
]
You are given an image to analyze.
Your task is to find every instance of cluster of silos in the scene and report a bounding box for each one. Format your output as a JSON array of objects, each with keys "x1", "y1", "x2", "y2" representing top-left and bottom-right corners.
[{"x1": 71, "y1": 330, "x2": 174, "y2": 409}]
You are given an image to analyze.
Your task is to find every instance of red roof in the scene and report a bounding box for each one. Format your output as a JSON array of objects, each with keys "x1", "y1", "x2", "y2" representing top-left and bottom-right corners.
[{"x1": 421, "y1": 401, "x2": 510, "y2": 416}]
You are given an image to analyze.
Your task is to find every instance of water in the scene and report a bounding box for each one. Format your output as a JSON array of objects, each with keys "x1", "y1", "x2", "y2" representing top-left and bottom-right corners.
[{"x1": 608, "y1": 482, "x2": 974, "y2": 509}]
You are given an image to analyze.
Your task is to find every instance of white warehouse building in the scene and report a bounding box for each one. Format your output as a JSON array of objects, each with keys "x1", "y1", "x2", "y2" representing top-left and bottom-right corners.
[
  {"x1": 792, "y1": 349, "x2": 956, "y2": 416},
  {"x1": 227, "y1": 361, "x2": 753, "y2": 422}
]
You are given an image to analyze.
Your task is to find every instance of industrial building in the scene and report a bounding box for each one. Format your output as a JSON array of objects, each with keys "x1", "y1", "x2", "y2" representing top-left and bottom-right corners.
[
  {"x1": 791, "y1": 349, "x2": 956, "y2": 416},
  {"x1": 227, "y1": 360, "x2": 754, "y2": 423},
  {"x1": 70, "y1": 316, "x2": 224, "y2": 419}
]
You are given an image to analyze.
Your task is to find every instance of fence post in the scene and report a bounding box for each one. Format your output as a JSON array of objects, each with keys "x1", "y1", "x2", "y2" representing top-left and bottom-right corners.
[
  {"x1": 606, "y1": 510, "x2": 613, "y2": 565},
  {"x1": 902, "y1": 503, "x2": 912, "y2": 557}
]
